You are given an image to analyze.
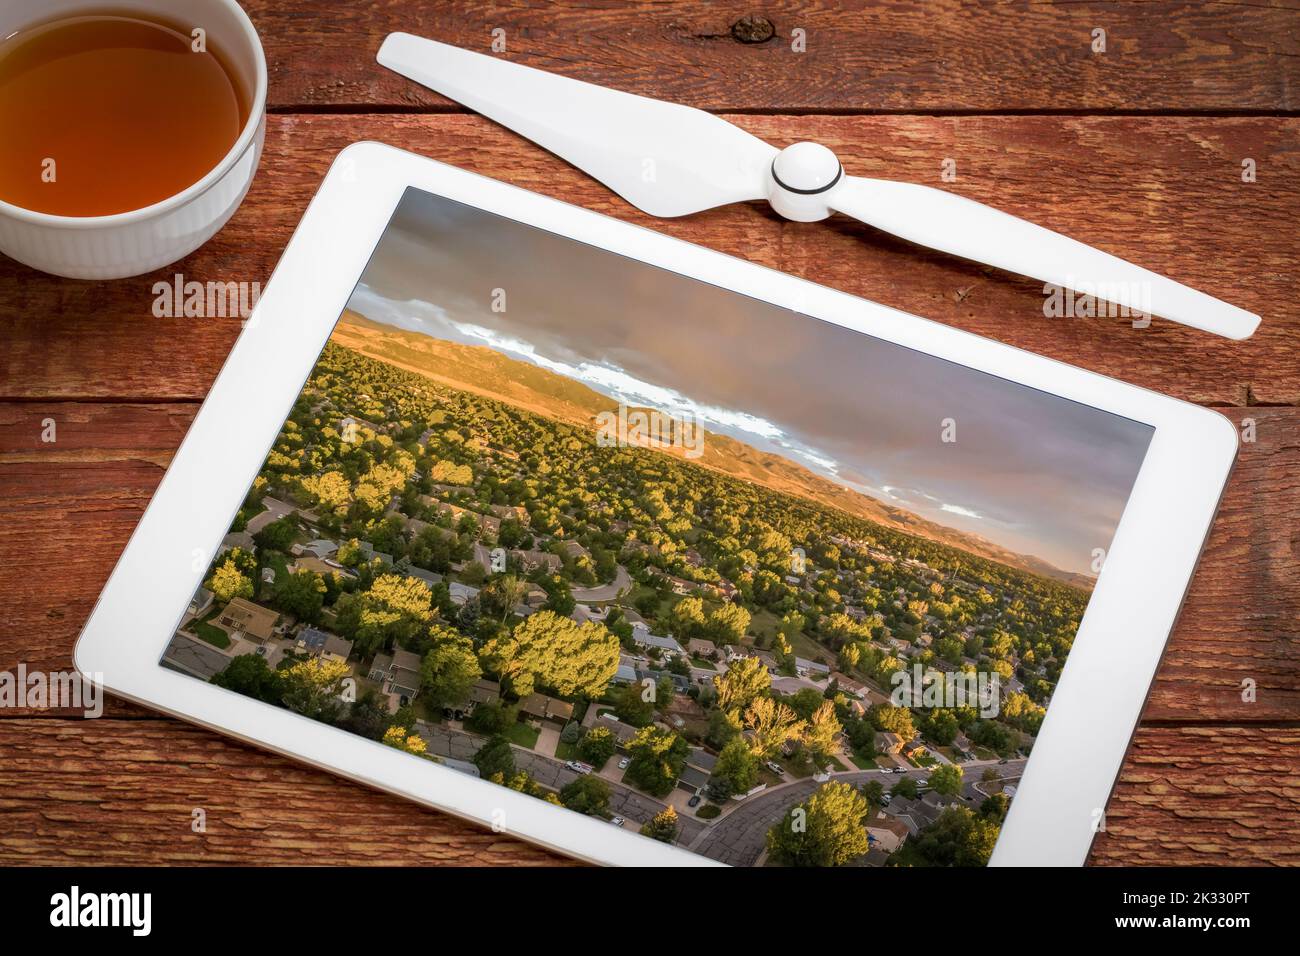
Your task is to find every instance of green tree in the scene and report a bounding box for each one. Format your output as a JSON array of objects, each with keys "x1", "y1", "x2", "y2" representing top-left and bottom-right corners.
[
  {"x1": 625, "y1": 726, "x2": 688, "y2": 797},
  {"x1": 207, "y1": 559, "x2": 253, "y2": 604},
  {"x1": 211, "y1": 653, "x2": 282, "y2": 704},
  {"x1": 711, "y1": 736, "x2": 760, "y2": 796},
  {"x1": 577, "y1": 725, "x2": 617, "y2": 768},
  {"x1": 860, "y1": 779, "x2": 885, "y2": 810},
  {"x1": 253, "y1": 516, "x2": 297, "y2": 553},
  {"x1": 872, "y1": 704, "x2": 916, "y2": 741},
  {"x1": 279, "y1": 657, "x2": 351, "y2": 722},
  {"x1": 891, "y1": 777, "x2": 919, "y2": 800},
  {"x1": 559, "y1": 775, "x2": 611, "y2": 817},
  {"x1": 888, "y1": 806, "x2": 999, "y2": 867},
  {"x1": 713, "y1": 656, "x2": 771, "y2": 716},
  {"x1": 744, "y1": 697, "x2": 804, "y2": 759},
  {"x1": 274, "y1": 568, "x2": 326, "y2": 623},
  {"x1": 766, "y1": 781, "x2": 870, "y2": 867},
  {"x1": 707, "y1": 602, "x2": 751, "y2": 644},
  {"x1": 669, "y1": 596, "x2": 706, "y2": 640},
  {"x1": 420, "y1": 630, "x2": 482, "y2": 710},
  {"x1": 481, "y1": 610, "x2": 618, "y2": 698},
  {"x1": 803, "y1": 700, "x2": 843, "y2": 764},
  {"x1": 335, "y1": 573, "x2": 435, "y2": 657},
  {"x1": 473, "y1": 735, "x2": 515, "y2": 779},
  {"x1": 929, "y1": 763, "x2": 964, "y2": 797},
  {"x1": 639, "y1": 806, "x2": 679, "y2": 843}
]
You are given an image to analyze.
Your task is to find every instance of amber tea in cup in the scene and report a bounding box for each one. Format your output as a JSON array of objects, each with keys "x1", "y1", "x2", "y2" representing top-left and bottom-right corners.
[{"x1": 0, "y1": 11, "x2": 250, "y2": 217}]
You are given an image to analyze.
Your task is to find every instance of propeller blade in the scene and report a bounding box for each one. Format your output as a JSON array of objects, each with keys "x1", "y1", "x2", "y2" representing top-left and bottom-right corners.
[
  {"x1": 829, "y1": 176, "x2": 1259, "y2": 340},
  {"x1": 378, "y1": 33, "x2": 777, "y2": 218}
]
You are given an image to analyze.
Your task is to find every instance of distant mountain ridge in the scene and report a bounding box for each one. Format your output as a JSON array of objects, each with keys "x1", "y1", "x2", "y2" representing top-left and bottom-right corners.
[{"x1": 333, "y1": 309, "x2": 1092, "y2": 589}]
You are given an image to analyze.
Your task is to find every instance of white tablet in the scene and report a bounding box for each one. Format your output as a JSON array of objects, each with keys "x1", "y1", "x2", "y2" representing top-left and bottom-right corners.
[{"x1": 75, "y1": 142, "x2": 1237, "y2": 867}]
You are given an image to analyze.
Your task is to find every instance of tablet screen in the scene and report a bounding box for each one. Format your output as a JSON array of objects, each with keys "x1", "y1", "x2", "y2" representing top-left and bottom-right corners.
[{"x1": 162, "y1": 186, "x2": 1153, "y2": 866}]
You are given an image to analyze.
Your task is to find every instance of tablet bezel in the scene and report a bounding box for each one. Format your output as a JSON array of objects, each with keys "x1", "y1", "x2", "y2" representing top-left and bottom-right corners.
[{"x1": 74, "y1": 142, "x2": 1237, "y2": 867}]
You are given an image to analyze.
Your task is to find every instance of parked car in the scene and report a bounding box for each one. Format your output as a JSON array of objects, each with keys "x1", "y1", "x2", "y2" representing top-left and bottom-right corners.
[
  {"x1": 766, "y1": 761, "x2": 785, "y2": 775},
  {"x1": 687, "y1": 793, "x2": 702, "y2": 808},
  {"x1": 881, "y1": 794, "x2": 893, "y2": 806},
  {"x1": 600, "y1": 712, "x2": 618, "y2": 722},
  {"x1": 608, "y1": 816, "x2": 625, "y2": 827},
  {"x1": 566, "y1": 761, "x2": 593, "y2": 775},
  {"x1": 617, "y1": 756, "x2": 630, "y2": 770}
]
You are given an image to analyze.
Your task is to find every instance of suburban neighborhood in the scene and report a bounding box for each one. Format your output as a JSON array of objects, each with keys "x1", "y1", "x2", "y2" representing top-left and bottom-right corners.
[{"x1": 163, "y1": 314, "x2": 1086, "y2": 866}]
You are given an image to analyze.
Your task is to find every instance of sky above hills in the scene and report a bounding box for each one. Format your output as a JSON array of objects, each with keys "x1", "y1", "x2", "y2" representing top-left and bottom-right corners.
[{"x1": 345, "y1": 187, "x2": 1153, "y2": 576}]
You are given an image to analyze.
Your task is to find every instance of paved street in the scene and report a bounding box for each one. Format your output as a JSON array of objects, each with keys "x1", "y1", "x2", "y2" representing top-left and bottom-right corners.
[
  {"x1": 246, "y1": 496, "x2": 295, "y2": 534},
  {"x1": 689, "y1": 760, "x2": 1027, "y2": 866},
  {"x1": 570, "y1": 564, "x2": 632, "y2": 603},
  {"x1": 415, "y1": 720, "x2": 704, "y2": 843}
]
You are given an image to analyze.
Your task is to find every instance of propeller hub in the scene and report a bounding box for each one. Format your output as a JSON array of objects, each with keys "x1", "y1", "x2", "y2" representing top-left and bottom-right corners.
[{"x1": 768, "y1": 142, "x2": 842, "y2": 221}]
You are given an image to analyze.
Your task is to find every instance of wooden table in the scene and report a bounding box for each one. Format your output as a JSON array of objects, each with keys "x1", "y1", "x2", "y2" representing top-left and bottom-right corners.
[{"x1": 2, "y1": 1, "x2": 1297, "y2": 867}]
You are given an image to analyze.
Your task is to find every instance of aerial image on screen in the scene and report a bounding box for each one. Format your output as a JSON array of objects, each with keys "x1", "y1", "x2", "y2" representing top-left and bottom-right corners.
[{"x1": 162, "y1": 188, "x2": 1153, "y2": 866}]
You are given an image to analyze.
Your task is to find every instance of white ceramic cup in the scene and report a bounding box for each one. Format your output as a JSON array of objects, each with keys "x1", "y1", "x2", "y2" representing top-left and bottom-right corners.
[{"x1": 0, "y1": 0, "x2": 267, "y2": 280}]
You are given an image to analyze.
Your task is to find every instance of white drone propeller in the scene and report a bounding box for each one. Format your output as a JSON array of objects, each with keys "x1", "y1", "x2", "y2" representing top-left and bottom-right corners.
[{"x1": 378, "y1": 33, "x2": 1259, "y2": 340}]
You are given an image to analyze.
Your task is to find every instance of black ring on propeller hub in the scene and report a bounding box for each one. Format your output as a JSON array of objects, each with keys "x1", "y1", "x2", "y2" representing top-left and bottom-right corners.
[{"x1": 770, "y1": 158, "x2": 844, "y2": 195}]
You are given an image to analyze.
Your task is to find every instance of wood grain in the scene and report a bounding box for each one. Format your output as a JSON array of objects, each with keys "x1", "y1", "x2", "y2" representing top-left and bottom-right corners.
[
  {"x1": 1090, "y1": 725, "x2": 1300, "y2": 867},
  {"x1": 1, "y1": 114, "x2": 1296, "y2": 404},
  {"x1": 3, "y1": 0, "x2": 1299, "y2": 867},
  {"x1": 239, "y1": 0, "x2": 1300, "y2": 113},
  {"x1": 3, "y1": 402, "x2": 1297, "y2": 722},
  {"x1": 0, "y1": 718, "x2": 569, "y2": 866},
  {"x1": 0, "y1": 717, "x2": 1293, "y2": 866}
]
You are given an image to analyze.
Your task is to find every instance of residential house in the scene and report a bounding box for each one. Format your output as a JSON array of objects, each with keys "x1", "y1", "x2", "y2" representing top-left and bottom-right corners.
[
  {"x1": 794, "y1": 656, "x2": 832, "y2": 679},
  {"x1": 518, "y1": 693, "x2": 573, "y2": 723},
  {"x1": 214, "y1": 598, "x2": 279, "y2": 645},
  {"x1": 448, "y1": 582, "x2": 480, "y2": 606},
  {"x1": 400, "y1": 564, "x2": 443, "y2": 589},
  {"x1": 611, "y1": 663, "x2": 639, "y2": 686},
  {"x1": 321, "y1": 635, "x2": 354, "y2": 664},
  {"x1": 723, "y1": 644, "x2": 751, "y2": 663},
  {"x1": 294, "y1": 556, "x2": 357, "y2": 580},
  {"x1": 876, "y1": 731, "x2": 905, "y2": 754},
  {"x1": 293, "y1": 627, "x2": 331, "y2": 655},
  {"x1": 632, "y1": 632, "x2": 686, "y2": 658},
  {"x1": 369, "y1": 648, "x2": 422, "y2": 705},
  {"x1": 830, "y1": 671, "x2": 868, "y2": 699},
  {"x1": 677, "y1": 765, "x2": 710, "y2": 793},
  {"x1": 555, "y1": 539, "x2": 590, "y2": 561},
  {"x1": 512, "y1": 549, "x2": 561, "y2": 574},
  {"x1": 291, "y1": 539, "x2": 337, "y2": 559},
  {"x1": 488, "y1": 503, "x2": 530, "y2": 525},
  {"x1": 222, "y1": 530, "x2": 255, "y2": 552},
  {"x1": 419, "y1": 496, "x2": 501, "y2": 535},
  {"x1": 844, "y1": 605, "x2": 869, "y2": 622},
  {"x1": 188, "y1": 585, "x2": 214, "y2": 618},
  {"x1": 357, "y1": 541, "x2": 394, "y2": 567},
  {"x1": 666, "y1": 575, "x2": 697, "y2": 596},
  {"x1": 686, "y1": 747, "x2": 718, "y2": 774},
  {"x1": 637, "y1": 667, "x2": 690, "y2": 694},
  {"x1": 599, "y1": 717, "x2": 641, "y2": 746},
  {"x1": 902, "y1": 740, "x2": 927, "y2": 760},
  {"x1": 445, "y1": 678, "x2": 501, "y2": 717},
  {"x1": 865, "y1": 811, "x2": 911, "y2": 854},
  {"x1": 884, "y1": 794, "x2": 945, "y2": 836},
  {"x1": 686, "y1": 638, "x2": 718, "y2": 659}
]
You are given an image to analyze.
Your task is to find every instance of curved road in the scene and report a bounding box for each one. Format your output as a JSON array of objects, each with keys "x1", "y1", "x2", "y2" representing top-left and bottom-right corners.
[
  {"x1": 689, "y1": 760, "x2": 1027, "y2": 866},
  {"x1": 571, "y1": 564, "x2": 632, "y2": 603}
]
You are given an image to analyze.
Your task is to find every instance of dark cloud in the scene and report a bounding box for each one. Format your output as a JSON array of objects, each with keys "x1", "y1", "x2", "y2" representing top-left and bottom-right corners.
[{"x1": 350, "y1": 189, "x2": 1152, "y2": 574}]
